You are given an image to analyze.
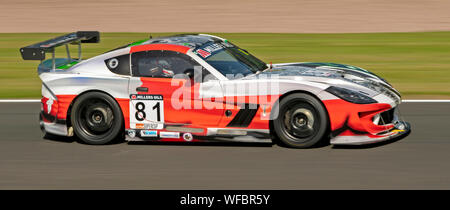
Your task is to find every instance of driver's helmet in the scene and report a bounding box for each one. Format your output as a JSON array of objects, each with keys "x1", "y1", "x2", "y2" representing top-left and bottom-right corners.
[
  {"x1": 157, "y1": 59, "x2": 175, "y2": 77},
  {"x1": 157, "y1": 59, "x2": 171, "y2": 70}
]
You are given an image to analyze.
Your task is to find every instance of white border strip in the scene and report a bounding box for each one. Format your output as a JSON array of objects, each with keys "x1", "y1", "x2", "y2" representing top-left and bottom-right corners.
[
  {"x1": 0, "y1": 99, "x2": 40, "y2": 102},
  {"x1": 0, "y1": 99, "x2": 450, "y2": 103}
]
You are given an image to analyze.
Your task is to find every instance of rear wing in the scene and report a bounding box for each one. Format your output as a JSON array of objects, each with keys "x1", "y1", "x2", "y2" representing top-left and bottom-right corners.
[{"x1": 20, "y1": 31, "x2": 99, "y2": 69}]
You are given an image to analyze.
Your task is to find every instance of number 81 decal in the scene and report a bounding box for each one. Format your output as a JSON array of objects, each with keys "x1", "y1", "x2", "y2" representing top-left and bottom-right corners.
[{"x1": 130, "y1": 94, "x2": 164, "y2": 129}]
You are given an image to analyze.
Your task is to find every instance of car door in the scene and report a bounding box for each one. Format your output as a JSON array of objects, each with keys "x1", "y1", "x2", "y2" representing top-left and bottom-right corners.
[{"x1": 128, "y1": 49, "x2": 225, "y2": 131}]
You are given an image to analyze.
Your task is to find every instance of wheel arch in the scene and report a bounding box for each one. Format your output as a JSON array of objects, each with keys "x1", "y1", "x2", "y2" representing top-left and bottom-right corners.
[
  {"x1": 66, "y1": 89, "x2": 126, "y2": 131},
  {"x1": 269, "y1": 90, "x2": 331, "y2": 145}
]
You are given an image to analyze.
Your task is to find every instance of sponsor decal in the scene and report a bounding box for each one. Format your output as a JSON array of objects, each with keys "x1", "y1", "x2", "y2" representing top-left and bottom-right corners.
[
  {"x1": 202, "y1": 43, "x2": 223, "y2": 53},
  {"x1": 160, "y1": 131, "x2": 180, "y2": 139},
  {"x1": 133, "y1": 123, "x2": 163, "y2": 130},
  {"x1": 195, "y1": 42, "x2": 231, "y2": 58},
  {"x1": 196, "y1": 49, "x2": 211, "y2": 58},
  {"x1": 238, "y1": 48, "x2": 249, "y2": 55},
  {"x1": 391, "y1": 129, "x2": 405, "y2": 133},
  {"x1": 144, "y1": 123, "x2": 162, "y2": 129},
  {"x1": 135, "y1": 123, "x2": 145, "y2": 129},
  {"x1": 127, "y1": 130, "x2": 136, "y2": 138},
  {"x1": 182, "y1": 133, "x2": 193, "y2": 141},
  {"x1": 140, "y1": 130, "x2": 158, "y2": 137},
  {"x1": 130, "y1": 94, "x2": 163, "y2": 100}
]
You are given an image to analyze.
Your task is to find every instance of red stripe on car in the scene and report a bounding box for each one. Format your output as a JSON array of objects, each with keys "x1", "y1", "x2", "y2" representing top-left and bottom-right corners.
[{"x1": 129, "y1": 44, "x2": 190, "y2": 54}]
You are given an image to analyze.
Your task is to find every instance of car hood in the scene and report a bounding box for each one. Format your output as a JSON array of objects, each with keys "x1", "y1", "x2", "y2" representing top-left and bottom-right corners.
[
  {"x1": 264, "y1": 62, "x2": 386, "y2": 83},
  {"x1": 244, "y1": 62, "x2": 401, "y2": 102}
]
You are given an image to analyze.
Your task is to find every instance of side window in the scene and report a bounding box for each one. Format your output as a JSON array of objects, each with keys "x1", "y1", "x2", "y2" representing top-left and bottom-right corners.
[
  {"x1": 105, "y1": 54, "x2": 130, "y2": 76},
  {"x1": 131, "y1": 50, "x2": 209, "y2": 78}
]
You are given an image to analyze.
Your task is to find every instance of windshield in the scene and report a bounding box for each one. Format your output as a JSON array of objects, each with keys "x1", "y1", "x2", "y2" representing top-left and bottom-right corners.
[{"x1": 194, "y1": 41, "x2": 267, "y2": 77}]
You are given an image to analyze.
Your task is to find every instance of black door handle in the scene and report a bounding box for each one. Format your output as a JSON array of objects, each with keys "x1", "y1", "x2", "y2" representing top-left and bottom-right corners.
[{"x1": 136, "y1": 87, "x2": 148, "y2": 92}]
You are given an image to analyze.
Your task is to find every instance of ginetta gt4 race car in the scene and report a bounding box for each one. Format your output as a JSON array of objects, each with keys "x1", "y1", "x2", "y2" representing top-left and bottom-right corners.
[{"x1": 20, "y1": 31, "x2": 410, "y2": 148}]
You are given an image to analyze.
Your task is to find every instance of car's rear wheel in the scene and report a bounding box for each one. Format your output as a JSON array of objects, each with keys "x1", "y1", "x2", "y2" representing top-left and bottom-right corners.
[
  {"x1": 71, "y1": 92, "x2": 123, "y2": 145},
  {"x1": 273, "y1": 93, "x2": 328, "y2": 148}
]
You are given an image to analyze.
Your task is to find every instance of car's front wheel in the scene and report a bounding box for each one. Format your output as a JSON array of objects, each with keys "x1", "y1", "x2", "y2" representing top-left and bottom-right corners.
[
  {"x1": 71, "y1": 92, "x2": 123, "y2": 145},
  {"x1": 273, "y1": 93, "x2": 329, "y2": 148}
]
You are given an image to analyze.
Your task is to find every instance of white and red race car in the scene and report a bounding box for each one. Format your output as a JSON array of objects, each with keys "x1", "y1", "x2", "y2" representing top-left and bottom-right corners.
[{"x1": 20, "y1": 32, "x2": 410, "y2": 148}]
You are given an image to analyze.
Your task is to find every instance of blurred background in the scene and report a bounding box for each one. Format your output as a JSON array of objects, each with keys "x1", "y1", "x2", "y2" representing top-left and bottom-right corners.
[{"x1": 1, "y1": 0, "x2": 449, "y2": 98}]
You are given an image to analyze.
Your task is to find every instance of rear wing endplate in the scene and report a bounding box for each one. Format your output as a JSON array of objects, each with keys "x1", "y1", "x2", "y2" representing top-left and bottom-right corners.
[{"x1": 20, "y1": 31, "x2": 99, "y2": 61}]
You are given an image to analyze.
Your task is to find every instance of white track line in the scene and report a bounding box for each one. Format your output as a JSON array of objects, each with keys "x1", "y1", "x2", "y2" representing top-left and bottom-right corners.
[
  {"x1": 402, "y1": 100, "x2": 450, "y2": 103},
  {"x1": 0, "y1": 99, "x2": 40, "y2": 102},
  {"x1": 0, "y1": 99, "x2": 450, "y2": 103}
]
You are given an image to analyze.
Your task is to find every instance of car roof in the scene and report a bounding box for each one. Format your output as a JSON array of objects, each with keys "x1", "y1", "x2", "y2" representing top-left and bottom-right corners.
[
  {"x1": 139, "y1": 34, "x2": 223, "y2": 48},
  {"x1": 107, "y1": 34, "x2": 224, "y2": 54}
]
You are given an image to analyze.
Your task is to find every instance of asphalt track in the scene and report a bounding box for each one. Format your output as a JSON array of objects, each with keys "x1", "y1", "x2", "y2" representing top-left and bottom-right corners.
[{"x1": 0, "y1": 102, "x2": 449, "y2": 189}]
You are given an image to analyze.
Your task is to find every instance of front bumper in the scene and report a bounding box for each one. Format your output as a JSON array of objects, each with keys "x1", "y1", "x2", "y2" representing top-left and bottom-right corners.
[
  {"x1": 323, "y1": 96, "x2": 410, "y2": 145},
  {"x1": 330, "y1": 121, "x2": 411, "y2": 145}
]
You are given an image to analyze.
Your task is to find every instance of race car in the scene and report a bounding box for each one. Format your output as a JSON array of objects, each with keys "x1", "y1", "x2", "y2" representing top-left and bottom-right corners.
[{"x1": 20, "y1": 31, "x2": 410, "y2": 148}]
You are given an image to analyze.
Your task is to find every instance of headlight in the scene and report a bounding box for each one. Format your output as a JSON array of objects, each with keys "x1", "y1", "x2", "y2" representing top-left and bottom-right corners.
[{"x1": 325, "y1": 86, "x2": 377, "y2": 104}]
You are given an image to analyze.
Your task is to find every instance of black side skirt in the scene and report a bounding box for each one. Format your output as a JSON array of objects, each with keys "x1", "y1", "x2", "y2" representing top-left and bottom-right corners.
[{"x1": 226, "y1": 104, "x2": 259, "y2": 127}]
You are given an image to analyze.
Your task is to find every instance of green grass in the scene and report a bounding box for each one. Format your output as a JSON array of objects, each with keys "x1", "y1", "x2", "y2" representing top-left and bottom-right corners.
[{"x1": 1, "y1": 32, "x2": 450, "y2": 98}]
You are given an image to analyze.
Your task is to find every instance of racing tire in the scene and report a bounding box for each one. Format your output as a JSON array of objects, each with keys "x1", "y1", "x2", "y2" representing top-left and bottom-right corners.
[
  {"x1": 273, "y1": 93, "x2": 328, "y2": 148},
  {"x1": 71, "y1": 92, "x2": 123, "y2": 145}
]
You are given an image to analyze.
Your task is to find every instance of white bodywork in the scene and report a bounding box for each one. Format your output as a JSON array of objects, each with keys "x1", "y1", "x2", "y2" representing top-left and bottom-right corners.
[{"x1": 38, "y1": 34, "x2": 408, "y2": 145}]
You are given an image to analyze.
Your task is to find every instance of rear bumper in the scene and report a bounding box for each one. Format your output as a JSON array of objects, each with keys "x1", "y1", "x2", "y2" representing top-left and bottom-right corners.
[{"x1": 39, "y1": 111, "x2": 69, "y2": 136}]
